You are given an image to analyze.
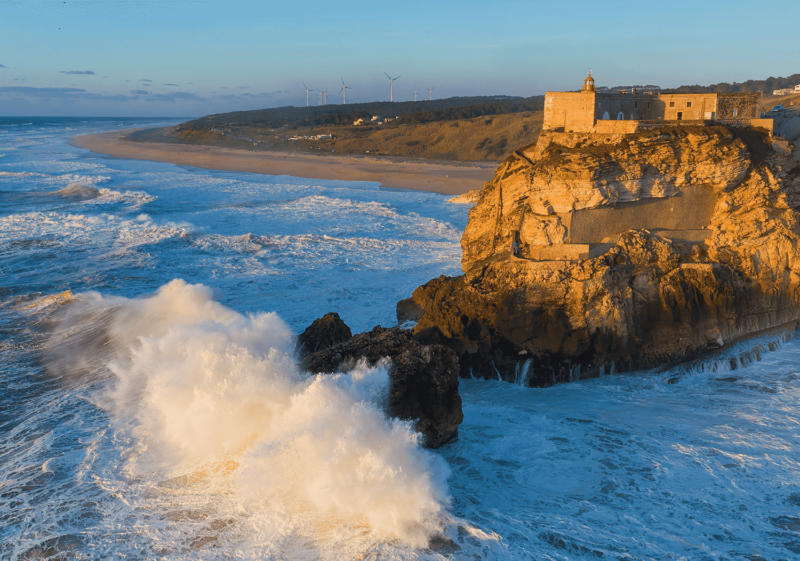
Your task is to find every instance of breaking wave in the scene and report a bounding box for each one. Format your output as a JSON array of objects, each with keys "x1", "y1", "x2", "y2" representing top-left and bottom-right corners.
[
  {"x1": 53, "y1": 183, "x2": 101, "y2": 200},
  {"x1": 46, "y1": 280, "x2": 451, "y2": 553}
]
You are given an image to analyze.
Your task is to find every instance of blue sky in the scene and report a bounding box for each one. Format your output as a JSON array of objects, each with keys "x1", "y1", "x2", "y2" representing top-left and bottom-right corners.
[{"x1": 0, "y1": 0, "x2": 797, "y2": 117}]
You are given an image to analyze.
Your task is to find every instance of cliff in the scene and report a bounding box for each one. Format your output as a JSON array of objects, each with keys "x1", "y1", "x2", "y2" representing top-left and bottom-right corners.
[{"x1": 399, "y1": 125, "x2": 800, "y2": 385}]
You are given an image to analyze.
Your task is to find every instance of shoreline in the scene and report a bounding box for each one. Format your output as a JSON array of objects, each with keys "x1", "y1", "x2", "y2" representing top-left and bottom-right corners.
[{"x1": 70, "y1": 129, "x2": 497, "y2": 195}]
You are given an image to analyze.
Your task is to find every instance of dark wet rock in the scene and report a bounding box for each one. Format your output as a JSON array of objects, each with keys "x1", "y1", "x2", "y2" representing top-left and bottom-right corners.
[
  {"x1": 295, "y1": 312, "x2": 352, "y2": 358},
  {"x1": 302, "y1": 325, "x2": 463, "y2": 448},
  {"x1": 396, "y1": 297, "x2": 423, "y2": 324}
]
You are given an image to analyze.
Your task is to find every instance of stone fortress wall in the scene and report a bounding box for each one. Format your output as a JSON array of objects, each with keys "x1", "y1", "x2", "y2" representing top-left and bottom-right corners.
[{"x1": 543, "y1": 73, "x2": 760, "y2": 133}]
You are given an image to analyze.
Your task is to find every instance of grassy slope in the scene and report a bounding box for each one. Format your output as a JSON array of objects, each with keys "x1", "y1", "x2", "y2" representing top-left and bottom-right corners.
[{"x1": 130, "y1": 100, "x2": 544, "y2": 162}]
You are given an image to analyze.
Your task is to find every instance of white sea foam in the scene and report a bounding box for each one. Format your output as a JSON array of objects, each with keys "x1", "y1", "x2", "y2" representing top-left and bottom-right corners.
[
  {"x1": 50, "y1": 280, "x2": 451, "y2": 552},
  {"x1": 0, "y1": 171, "x2": 46, "y2": 178},
  {"x1": 59, "y1": 173, "x2": 112, "y2": 185},
  {"x1": 94, "y1": 187, "x2": 156, "y2": 207},
  {"x1": 0, "y1": 211, "x2": 192, "y2": 255}
]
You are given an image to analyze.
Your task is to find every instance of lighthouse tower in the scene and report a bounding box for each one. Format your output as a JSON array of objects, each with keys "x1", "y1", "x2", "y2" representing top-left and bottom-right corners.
[{"x1": 581, "y1": 71, "x2": 596, "y2": 93}]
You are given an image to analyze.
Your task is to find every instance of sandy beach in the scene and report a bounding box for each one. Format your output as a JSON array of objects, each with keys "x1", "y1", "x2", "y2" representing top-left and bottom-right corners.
[{"x1": 71, "y1": 130, "x2": 497, "y2": 195}]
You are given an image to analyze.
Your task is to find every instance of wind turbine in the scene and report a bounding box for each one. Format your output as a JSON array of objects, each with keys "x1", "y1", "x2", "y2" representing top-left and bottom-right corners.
[
  {"x1": 426, "y1": 86, "x2": 435, "y2": 101},
  {"x1": 385, "y1": 72, "x2": 400, "y2": 102},
  {"x1": 316, "y1": 88, "x2": 323, "y2": 106},
  {"x1": 414, "y1": 86, "x2": 419, "y2": 102},
  {"x1": 303, "y1": 83, "x2": 312, "y2": 107},
  {"x1": 321, "y1": 88, "x2": 328, "y2": 105},
  {"x1": 340, "y1": 77, "x2": 351, "y2": 104}
]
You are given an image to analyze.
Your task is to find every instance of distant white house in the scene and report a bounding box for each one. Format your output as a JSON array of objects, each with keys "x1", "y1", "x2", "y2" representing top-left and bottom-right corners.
[
  {"x1": 773, "y1": 88, "x2": 794, "y2": 96},
  {"x1": 796, "y1": 85, "x2": 800, "y2": 93},
  {"x1": 353, "y1": 118, "x2": 364, "y2": 125}
]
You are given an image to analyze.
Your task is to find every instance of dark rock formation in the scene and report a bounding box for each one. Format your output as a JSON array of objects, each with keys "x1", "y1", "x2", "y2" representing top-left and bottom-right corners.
[
  {"x1": 295, "y1": 312, "x2": 352, "y2": 358},
  {"x1": 399, "y1": 125, "x2": 800, "y2": 386},
  {"x1": 302, "y1": 324, "x2": 463, "y2": 448}
]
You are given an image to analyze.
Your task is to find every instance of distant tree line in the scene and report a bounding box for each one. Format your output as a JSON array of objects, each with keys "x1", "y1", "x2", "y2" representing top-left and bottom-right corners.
[{"x1": 660, "y1": 74, "x2": 800, "y2": 94}]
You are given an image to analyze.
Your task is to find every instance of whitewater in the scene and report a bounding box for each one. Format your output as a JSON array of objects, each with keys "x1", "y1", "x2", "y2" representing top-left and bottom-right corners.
[{"x1": 1, "y1": 118, "x2": 799, "y2": 560}]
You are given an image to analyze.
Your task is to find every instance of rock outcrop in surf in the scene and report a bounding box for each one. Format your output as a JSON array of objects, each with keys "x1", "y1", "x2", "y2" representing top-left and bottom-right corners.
[
  {"x1": 299, "y1": 321, "x2": 463, "y2": 448},
  {"x1": 399, "y1": 125, "x2": 800, "y2": 385},
  {"x1": 295, "y1": 312, "x2": 353, "y2": 358}
]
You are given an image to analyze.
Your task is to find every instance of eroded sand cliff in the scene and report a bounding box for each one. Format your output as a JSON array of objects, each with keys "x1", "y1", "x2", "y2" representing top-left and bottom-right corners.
[{"x1": 399, "y1": 125, "x2": 800, "y2": 385}]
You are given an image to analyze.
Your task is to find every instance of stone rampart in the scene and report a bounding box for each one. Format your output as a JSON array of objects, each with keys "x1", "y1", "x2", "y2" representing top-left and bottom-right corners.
[
  {"x1": 717, "y1": 93, "x2": 759, "y2": 120},
  {"x1": 592, "y1": 120, "x2": 642, "y2": 134},
  {"x1": 750, "y1": 118, "x2": 777, "y2": 134},
  {"x1": 543, "y1": 91, "x2": 596, "y2": 132}
]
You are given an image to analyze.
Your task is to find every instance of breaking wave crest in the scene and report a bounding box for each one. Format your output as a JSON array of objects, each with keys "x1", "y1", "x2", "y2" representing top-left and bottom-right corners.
[
  {"x1": 47, "y1": 280, "x2": 451, "y2": 553},
  {"x1": 53, "y1": 183, "x2": 101, "y2": 200}
]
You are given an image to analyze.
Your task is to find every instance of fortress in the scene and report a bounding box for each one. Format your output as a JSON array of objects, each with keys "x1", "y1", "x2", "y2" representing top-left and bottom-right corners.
[{"x1": 543, "y1": 73, "x2": 760, "y2": 133}]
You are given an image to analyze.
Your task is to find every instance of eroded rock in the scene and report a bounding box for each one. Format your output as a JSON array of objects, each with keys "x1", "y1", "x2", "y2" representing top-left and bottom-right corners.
[
  {"x1": 301, "y1": 324, "x2": 463, "y2": 448},
  {"x1": 295, "y1": 312, "x2": 352, "y2": 358}
]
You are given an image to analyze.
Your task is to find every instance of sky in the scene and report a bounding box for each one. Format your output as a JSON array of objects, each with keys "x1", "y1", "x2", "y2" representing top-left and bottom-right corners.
[{"x1": 0, "y1": 0, "x2": 798, "y2": 117}]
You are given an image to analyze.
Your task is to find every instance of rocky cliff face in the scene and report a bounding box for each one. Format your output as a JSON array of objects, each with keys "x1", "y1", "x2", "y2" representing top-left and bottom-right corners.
[{"x1": 400, "y1": 125, "x2": 800, "y2": 385}]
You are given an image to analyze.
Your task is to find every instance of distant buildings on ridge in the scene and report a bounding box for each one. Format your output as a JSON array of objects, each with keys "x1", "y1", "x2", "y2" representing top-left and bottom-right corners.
[{"x1": 773, "y1": 85, "x2": 800, "y2": 96}]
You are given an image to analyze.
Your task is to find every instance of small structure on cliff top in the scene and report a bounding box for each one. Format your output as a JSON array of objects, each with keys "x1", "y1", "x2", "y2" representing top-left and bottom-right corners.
[{"x1": 543, "y1": 72, "x2": 760, "y2": 133}]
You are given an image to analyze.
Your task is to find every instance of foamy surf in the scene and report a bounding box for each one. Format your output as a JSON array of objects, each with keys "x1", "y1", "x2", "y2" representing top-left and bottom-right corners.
[{"x1": 45, "y1": 279, "x2": 452, "y2": 556}]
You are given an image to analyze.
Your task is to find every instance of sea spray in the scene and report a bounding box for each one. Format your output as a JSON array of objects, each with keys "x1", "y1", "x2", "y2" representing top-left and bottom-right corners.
[{"x1": 47, "y1": 279, "x2": 451, "y2": 551}]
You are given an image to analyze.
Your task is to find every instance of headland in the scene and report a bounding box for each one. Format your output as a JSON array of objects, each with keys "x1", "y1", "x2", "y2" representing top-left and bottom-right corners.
[{"x1": 397, "y1": 76, "x2": 800, "y2": 386}]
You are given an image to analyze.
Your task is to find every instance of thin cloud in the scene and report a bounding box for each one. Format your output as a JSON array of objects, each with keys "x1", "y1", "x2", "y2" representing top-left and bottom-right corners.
[
  {"x1": 140, "y1": 79, "x2": 152, "y2": 82},
  {"x1": 217, "y1": 91, "x2": 277, "y2": 101},
  {"x1": 60, "y1": 70, "x2": 95, "y2": 75},
  {"x1": 162, "y1": 83, "x2": 179, "y2": 86},
  {"x1": 0, "y1": 86, "x2": 204, "y2": 103},
  {"x1": 146, "y1": 91, "x2": 204, "y2": 102},
  {"x1": 130, "y1": 89, "x2": 150, "y2": 95},
  {"x1": 0, "y1": 64, "x2": 7, "y2": 69}
]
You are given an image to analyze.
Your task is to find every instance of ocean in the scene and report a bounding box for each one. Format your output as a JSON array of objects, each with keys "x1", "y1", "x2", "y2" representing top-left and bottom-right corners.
[{"x1": 1, "y1": 117, "x2": 799, "y2": 560}]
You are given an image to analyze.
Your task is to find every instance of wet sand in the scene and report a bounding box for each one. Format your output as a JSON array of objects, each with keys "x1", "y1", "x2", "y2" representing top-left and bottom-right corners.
[{"x1": 71, "y1": 130, "x2": 497, "y2": 195}]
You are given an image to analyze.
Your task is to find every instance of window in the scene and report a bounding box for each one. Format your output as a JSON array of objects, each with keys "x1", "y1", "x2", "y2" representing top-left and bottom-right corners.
[
  {"x1": 687, "y1": 101, "x2": 693, "y2": 108},
  {"x1": 647, "y1": 101, "x2": 651, "y2": 109},
  {"x1": 669, "y1": 101, "x2": 675, "y2": 108},
  {"x1": 734, "y1": 108, "x2": 738, "y2": 117},
  {"x1": 677, "y1": 112, "x2": 683, "y2": 120},
  {"x1": 634, "y1": 101, "x2": 639, "y2": 109}
]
